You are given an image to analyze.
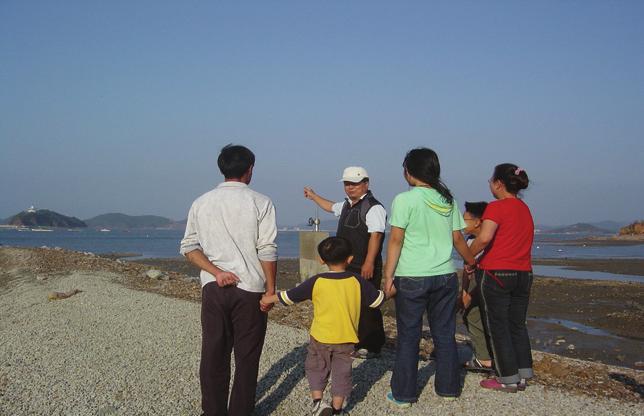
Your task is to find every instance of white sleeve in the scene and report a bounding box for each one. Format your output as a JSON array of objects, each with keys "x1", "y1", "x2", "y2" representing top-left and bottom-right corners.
[
  {"x1": 179, "y1": 202, "x2": 202, "y2": 256},
  {"x1": 365, "y1": 205, "x2": 387, "y2": 233},
  {"x1": 331, "y1": 201, "x2": 345, "y2": 217},
  {"x1": 257, "y1": 200, "x2": 278, "y2": 261}
]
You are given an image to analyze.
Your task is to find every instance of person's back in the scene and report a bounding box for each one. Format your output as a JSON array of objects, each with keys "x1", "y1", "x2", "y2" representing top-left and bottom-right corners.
[
  {"x1": 282, "y1": 270, "x2": 383, "y2": 344},
  {"x1": 179, "y1": 144, "x2": 277, "y2": 416},
  {"x1": 185, "y1": 183, "x2": 276, "y2": 291},
  {"x1": 262, "y1": 237, "x2": 385, "y2": 415},
  {"x1": 391, "y1": 186, "x2": 462, "y2": 277},
  {"x1": 384, "y1": 148, "x2": 475, "y2": 407},
  {"x1": 478, "y1": 198, "x2": 534, "y2": 271}
]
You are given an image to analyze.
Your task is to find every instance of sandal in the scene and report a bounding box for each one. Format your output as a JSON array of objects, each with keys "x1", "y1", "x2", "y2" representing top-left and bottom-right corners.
[{"x1": 464, "y1": 357, "x2": 494, "y2": 372}]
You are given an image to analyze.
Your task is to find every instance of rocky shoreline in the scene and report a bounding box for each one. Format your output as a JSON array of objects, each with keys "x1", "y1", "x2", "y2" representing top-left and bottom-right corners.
[{"x1": 1, "y1": 246, "x2": 642, "y2": 407}]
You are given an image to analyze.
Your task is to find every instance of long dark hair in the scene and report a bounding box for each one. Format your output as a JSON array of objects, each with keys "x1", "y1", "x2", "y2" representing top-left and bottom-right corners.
[
  {"x1": 403, "y1": 147, "x2": 453, "y2": 204},
  {"x1": 492, "y1": 163, "x2": 529, "y2": 195}
]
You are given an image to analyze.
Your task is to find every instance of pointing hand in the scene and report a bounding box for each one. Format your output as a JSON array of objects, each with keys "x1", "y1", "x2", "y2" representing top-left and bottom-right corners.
[{"x1": 303, "y1": 187, "x2": 317, "y2": 200}]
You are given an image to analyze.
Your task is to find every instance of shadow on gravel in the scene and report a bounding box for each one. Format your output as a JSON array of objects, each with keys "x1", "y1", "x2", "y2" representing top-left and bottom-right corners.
[
  {"x1": 417, "y1": 343, "x2": 472, "y2": 397},
  {"x1": 609, "y1": 373, "x2": 644, "y2": 399},
  {"x1": 345, "y1": 353, "x2": 393, "y2": 412},
  {"x1": 255, "y1": 344, "x2": 307, "y2": 414}
]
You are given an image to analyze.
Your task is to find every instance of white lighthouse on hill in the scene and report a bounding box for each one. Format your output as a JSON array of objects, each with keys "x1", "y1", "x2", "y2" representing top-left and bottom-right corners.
[{"x1": 27, "y1": 206, "x2": 36, "y2": 213}]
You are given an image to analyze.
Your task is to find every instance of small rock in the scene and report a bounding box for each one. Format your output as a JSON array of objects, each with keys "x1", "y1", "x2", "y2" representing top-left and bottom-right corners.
[
  {"x1": 36, "y1": 275, "x2": 48, "y2": 281},
  {"x1": 635, "y1": 361, "x2": 644, "y2": 368},
  {"x1": 97, "y1": 405, "x2": 118, "y2": 416},
  {"x1": 161, "y1": 275, "x2": 170, "y2": 281},
  {"x1": 146, "y1": 269, "x2": 163, "y2": 279},
  {"x1": 48, "y1": 289, "x2": 82, "y2": 301},
  {"x1": 567, "y1": 344, "x2": 575, "y2": 350}
]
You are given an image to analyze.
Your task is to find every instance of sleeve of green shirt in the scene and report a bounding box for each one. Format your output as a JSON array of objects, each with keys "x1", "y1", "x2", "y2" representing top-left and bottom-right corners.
[
  {"x1": 451, "y1": 200, "x2": 466, "y2": 231},
  {"x1": 388, "y1": 193, "x2": 409, "y2": 229}
]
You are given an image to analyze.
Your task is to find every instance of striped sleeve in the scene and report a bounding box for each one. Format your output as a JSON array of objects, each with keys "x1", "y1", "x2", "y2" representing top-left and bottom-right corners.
[
  {"x1": 359, "y1": 277, "x2": 385, "y2": 309},
  {"x1": 278, "y1": 276, "x2": 317, "y2": 306}
]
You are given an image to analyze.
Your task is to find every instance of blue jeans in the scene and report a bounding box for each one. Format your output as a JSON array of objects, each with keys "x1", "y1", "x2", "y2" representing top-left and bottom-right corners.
[{"x1": 391, "y1": 273, "x2": 460, "y2": 401}]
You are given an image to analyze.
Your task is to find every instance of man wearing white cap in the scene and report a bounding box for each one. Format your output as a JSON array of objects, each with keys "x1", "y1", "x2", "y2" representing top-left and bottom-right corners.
[{"x1": 304, "y1": 166, "x2": 387, "y2": 358}]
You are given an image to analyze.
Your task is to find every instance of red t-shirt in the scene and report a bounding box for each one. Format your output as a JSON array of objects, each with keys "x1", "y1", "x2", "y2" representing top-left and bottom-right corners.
[{"x1": 478, "y1": 198, "x2": 534, "y2": 271}]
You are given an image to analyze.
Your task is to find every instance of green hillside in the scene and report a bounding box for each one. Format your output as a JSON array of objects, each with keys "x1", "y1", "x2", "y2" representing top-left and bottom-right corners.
[{"x1": 9, "y1": 210, "x2": 86, "y2": 228}]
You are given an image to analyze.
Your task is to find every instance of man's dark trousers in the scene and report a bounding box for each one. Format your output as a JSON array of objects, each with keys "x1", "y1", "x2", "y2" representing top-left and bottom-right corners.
[
  {"x1": 200, "y1": 282, "x2": 267, "y2": 416},
  {"x1": 348, "y1": 265, "x2": 386, "y2": 354}
]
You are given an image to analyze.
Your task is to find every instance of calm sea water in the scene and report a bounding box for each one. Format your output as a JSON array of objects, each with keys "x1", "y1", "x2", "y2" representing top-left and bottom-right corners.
[{"x1": 1, "y1": 228, "x2": 642, "y2": 260}]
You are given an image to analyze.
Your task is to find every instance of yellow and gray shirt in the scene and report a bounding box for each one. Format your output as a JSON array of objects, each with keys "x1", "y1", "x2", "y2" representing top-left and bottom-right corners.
[{"x1": 278, "y1": 271, "x2": 385, "y2": 344}]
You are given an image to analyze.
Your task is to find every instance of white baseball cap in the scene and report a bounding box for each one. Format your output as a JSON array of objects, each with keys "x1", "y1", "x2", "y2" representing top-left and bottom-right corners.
[{"x1": 340, "y1": 166, "x2": 369, "y2": 183}]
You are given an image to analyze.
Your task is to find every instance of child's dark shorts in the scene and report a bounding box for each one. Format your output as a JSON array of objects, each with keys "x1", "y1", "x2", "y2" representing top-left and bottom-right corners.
[{"x1": 305, "y1": 336, "x2": 354, "y2": 397}]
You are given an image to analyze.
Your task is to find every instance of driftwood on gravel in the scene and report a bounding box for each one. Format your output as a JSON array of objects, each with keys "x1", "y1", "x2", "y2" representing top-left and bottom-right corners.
[{"x1": 47, "y1": 289, "x2": 82, "y2": 301}]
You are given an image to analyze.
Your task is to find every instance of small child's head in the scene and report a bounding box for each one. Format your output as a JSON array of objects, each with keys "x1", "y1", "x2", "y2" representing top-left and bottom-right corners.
[
  {"x1": 317, "y1": 237, "x2": 353, "y2": 268},
  {"x1": 463, "y1": 201, "x2": 488, "y2": 235}
]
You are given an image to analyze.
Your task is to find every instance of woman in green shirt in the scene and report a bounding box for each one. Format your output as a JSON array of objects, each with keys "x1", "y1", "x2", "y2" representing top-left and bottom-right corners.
[{"x1": 384, "y1": 148, "x2": 475, "y2": 407}]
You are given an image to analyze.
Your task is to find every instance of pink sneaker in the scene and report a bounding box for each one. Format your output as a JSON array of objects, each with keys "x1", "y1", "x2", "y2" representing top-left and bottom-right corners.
[{"x1": 480, "y1": 378, "x2": 518, "y2": 393}]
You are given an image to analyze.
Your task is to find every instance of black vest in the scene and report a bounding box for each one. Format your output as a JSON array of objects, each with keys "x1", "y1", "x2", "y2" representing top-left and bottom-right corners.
[{"x1": 336, "y1": 191, "x2": 385, "y2": 270}]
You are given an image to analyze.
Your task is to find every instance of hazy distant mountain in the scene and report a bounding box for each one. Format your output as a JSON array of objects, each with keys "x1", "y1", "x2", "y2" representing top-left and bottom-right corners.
[
  {"x1": 9, "y1": 209, "x2": 86, "y2": 228},
  {"x1": 84, "y1": 213, "x2": 174, "y2": 229},
  {"x1": 547, "y1": 222, "x2": 612, "y2": 234},
  {"x1": 587, "y1": 220, "x2": 630, "y2": 233}
]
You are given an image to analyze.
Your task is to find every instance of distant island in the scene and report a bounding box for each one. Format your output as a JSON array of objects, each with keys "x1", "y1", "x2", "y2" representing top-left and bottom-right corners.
[
  {"x1": 547, "y1": 222, "x2": 612, "y2": 234},
  {"x1": 84, "y1": 213, "x2": 177, "y2": 229},
  {"x1": 8, "y1": 208, "x2": 86, "y2": 228}
]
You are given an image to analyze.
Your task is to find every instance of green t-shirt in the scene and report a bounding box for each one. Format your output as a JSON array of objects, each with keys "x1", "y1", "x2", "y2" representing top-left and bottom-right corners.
[{"x1": 388, "y1": 187, "x2": 465, "y2": 277}]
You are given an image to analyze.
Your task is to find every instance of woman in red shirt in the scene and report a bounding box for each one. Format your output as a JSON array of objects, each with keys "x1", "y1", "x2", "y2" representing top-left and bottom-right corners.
[{"x1": 469, "y1": 163, "x2": 534, "y2": 393}]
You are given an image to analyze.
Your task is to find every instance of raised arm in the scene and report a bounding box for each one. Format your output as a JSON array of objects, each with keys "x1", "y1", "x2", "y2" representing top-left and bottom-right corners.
[
  {"x1": 469, "y1": 219, "x2": 498, "y2": 258},
  {"x1": 303, "y1": 187, "x2": 335, "y2": 213}
]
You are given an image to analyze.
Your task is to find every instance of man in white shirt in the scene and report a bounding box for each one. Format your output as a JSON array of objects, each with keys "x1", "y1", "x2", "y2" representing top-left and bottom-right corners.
[
  {"x1": 180, "y1": 144, "x2": 277, "y2": 416},
  {"x1": 304, "y1": 166, "x2": 387, "y2": 358}
]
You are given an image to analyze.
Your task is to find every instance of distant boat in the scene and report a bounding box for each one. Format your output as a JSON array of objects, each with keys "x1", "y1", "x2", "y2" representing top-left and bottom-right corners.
[
  {"x1": 100, "y1": 228, "x2": 111, "y2": 232},
  {"x1": 31, "y1": 228, "x2": 53, "y2": 232}
]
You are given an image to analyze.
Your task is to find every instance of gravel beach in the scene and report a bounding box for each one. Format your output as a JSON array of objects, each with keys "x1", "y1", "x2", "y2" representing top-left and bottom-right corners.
[{"x1": 1, "y1": 258, "x2": 641, "y2": 415}]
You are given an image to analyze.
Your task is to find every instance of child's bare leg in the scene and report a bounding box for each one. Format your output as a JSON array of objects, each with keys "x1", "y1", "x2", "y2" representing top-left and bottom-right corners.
[
  {"x1": 331, "y1": 396, "x2": 345, "y2": 410},
  {"x1": 311, "y1": 390, "x2": 324, "y2": 401}
]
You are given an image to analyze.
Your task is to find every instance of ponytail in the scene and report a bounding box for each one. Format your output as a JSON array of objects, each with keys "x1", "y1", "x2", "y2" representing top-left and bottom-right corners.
[{"x1": 403, "y1": 148, "x2": 454, "y2": 204}]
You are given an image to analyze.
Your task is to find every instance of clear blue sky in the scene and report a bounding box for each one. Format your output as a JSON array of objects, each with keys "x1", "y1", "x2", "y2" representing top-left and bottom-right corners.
[{"x1": 1, "y1": 1, "x2": 643, "y2": 226}]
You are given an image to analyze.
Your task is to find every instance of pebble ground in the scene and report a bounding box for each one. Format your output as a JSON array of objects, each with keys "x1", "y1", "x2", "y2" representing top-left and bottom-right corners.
[{"x1": 0, "y1": 272, "x2": 640, "y2": 415}]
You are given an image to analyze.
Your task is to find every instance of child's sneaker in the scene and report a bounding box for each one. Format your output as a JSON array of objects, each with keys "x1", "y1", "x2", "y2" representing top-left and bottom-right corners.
[
  {"x1": 386, "y1": 392, "x2": 411, "y2": 409},
  {"x1": 311, "y1": 400, "x2": 333, "y2": 416},
  {"x1": 518, "y1": 379, "x2": 528, "y2": 391},
  {"x1": 480, "y1": 378, "x2": 518, "y2": 393},
  {"x1": 352, "y1": 348, "x2": 380, "y2": 359}
]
